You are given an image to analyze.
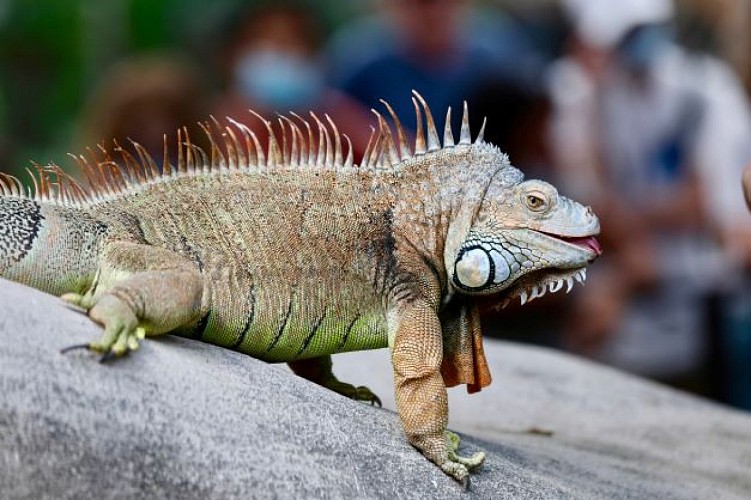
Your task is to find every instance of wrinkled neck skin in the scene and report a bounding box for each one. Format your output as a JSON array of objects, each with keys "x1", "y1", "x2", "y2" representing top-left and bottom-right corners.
[
  {"x1": 0, "y1": 197, "x2": 103, "y2": 296},
  {"x1": 390, "y1": 143, "x2": 515, "y2": 299}
]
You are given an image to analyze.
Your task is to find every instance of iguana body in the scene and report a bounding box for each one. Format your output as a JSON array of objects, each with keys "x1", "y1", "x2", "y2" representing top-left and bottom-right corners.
[{"x1": 0, "y1": 94, "x2": 600, "y2": 484}]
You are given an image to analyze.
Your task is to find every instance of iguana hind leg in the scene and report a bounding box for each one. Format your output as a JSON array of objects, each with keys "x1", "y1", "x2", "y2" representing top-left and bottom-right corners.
[
  {"x1": 288, "y1": 355, "x2": 382, "y2": 406},
  {"x1": 61, "y1": 241, "x2": 205, "y2": 361}
]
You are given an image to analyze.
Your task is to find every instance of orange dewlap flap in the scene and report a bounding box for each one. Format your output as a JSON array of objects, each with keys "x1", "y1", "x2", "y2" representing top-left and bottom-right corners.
[{"x1": 440, "y1": 302, "x2": 492, "y2": 393}]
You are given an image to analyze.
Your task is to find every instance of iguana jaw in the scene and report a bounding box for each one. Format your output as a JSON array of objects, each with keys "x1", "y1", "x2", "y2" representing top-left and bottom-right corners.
[
  {"x1": 493, "y1": 229, "x2": 601, "y2": 307},
  {"x1": 497, "y1": 266, "x2": 589, "y2": 308},
  {"x1": 544, "y1": 234, "x2": 602, "y2": 257}
]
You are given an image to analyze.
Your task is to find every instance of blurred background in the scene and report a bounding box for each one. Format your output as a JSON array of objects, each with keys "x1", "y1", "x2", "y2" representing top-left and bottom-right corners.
[{"x1": 2, "y1": 0, "x2": 751, "y2": 411}]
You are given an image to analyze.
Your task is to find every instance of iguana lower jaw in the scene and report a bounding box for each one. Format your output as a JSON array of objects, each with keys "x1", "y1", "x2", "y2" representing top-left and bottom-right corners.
[
  {"x1": 491, "y1": 230, "x2": 601, "y2": 306},
  {"x1": 497, "y1": 266, "x2": 589, "y2": 308}
]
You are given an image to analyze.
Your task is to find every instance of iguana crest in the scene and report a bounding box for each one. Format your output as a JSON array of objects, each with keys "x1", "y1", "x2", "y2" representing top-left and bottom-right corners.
[{"x1": 0, "y1": 91, "x2": 492, "y2": 208}]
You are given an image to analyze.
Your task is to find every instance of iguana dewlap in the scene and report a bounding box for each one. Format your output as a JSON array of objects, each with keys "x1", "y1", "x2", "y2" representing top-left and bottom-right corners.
[{"x1": 0, "y1": 92, "x2": 600, "y2": 485}]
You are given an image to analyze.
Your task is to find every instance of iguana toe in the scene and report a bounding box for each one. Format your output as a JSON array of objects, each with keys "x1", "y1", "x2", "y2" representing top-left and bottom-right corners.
[
  {"x1": 94, "y1": 326, "x2": 145, "y2": 362},
  {"x1": 60, "y1": 292, "x2": 95, "y2": 310},
  {"x1": 353, "y1": 385, "x2": 382, "y2": 406},
  {"x1": 445, "y1": 430, "x2": 485, "y2": 470},
  {"x1": 329, "y1": 380, "x2": 382, "y2": 406},
  {"x1": 449, "y1": 450, "x2": 485, "y2": 470},
  {"x1": 440, "y1": 460, "x2": 470, "y2": 485},
  {"x1": 60, "y1": 293, "x2": 146, "y2": 362}
]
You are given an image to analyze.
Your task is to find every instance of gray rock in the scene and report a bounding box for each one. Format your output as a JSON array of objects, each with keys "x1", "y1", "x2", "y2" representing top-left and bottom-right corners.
[{"x1": 1, "y1": 277, "x2": 750, "y2": 499}]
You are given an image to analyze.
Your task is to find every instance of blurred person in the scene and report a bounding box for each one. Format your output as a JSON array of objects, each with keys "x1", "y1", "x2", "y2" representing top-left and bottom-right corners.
[
  {"x1": 79, "y1": 54, "x2": 209, "y2": 168},
  {"x1": 327, "y1": 0, "x2": 543, "y2": 135},
  {"x1": 675, "y1": 0, "x2": 751, "y2": 96},
  {"x1": 547, "y1": 0, "x2": 751, "y2": 394},
  {"x1": 212, "y1": 1, "x2": 372, "y2": 157},
  {"x1": 329, "y1": 0, "x2": 569, "y2": 345}
]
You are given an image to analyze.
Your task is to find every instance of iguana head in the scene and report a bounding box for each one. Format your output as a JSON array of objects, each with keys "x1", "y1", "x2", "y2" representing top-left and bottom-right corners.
[
  {"x1": 367, "y1": 91, "x2": 601, "y2": 307},
  {"x1": 450, "y1": 174, "x2": 601, "y2": 305}
]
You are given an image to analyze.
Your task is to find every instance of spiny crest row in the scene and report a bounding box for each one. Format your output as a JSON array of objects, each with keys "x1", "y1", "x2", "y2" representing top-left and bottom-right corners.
[{"x1": 0, "y1": 91, "x2": 486, "y2": 206}]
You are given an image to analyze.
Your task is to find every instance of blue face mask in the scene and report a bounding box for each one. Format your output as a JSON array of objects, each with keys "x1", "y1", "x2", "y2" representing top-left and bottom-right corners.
[
  {"x1": 618, "y1": 25, "x2": 673, "y2": 72},
  {"x1": 234, "y1": 49, "x2": 324, "y2": 111}
]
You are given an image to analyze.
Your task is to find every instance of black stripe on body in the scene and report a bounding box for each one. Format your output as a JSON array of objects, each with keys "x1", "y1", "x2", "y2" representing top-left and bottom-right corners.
[
  {"x1": 178, "y1": 235, "x2": 204, "y2": 272},
  {"x1": 190, "y1": 311, "x2": 211, "y2": 340},
  {"x1": 267, "y1": 296, "x2": 294, "y2": 352},
  {"x1": 0, "y1": 198, "x2": 43, "y2": 264},
  {"x1": 230, "y1": 285, "x2": 255, "y2": 350},
  {"x1": 337, "y1": 316, "x2": 360, "y2": 351},
  {"x1": 420, "y1": 253, "x2": 446, "y2": 295},
  {"x1": 296, "y1": 312, "x2": 326, "y2": 358},
  {"x1": 365, "y1": 209, "x2": 398, "y2": 297}
]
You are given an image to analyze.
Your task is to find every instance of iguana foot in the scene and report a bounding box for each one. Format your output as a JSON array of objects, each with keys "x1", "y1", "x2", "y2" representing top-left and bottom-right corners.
[
  {"x1": 446, "y1": 430, "x2": 485, "y2": 469},
  {"x1": 440, "y1": 461, "x2": 470, "y2": 489},
  {"x1": 436, "y1": 431, "x2": 485, "y2": 487},
  {"x1": 60, "y1": 293, "x2": 145, "y2": 362},
  {"x1": 325, "y1": 379, "x2": 382, "y2": 407},
  {"x1": 288, "y1": 356, "x2": 383, "y2": 406}
]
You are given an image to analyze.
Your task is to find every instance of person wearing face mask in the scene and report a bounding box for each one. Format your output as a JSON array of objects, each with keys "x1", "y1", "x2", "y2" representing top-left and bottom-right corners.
[
  {"x1": 547, "y1": 0, "x2": 751, "y2": 406},
  {"x1": 233, "y1": 47, "x2": 324, "y2": 113},
  {"x1": 212, "y1": 2, "x2": 372, "y2": 158}
]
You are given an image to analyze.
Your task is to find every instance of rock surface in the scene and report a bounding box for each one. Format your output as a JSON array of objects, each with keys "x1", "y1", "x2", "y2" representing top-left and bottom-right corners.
[{"x1": 1, "y1": 277, "x2": 751, "y2": 499}]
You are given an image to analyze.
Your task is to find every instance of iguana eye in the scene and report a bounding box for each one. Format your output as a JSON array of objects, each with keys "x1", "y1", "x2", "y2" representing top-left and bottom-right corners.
[{"x1": 525, "y1": 193, "x2": 546, "y2": 211}]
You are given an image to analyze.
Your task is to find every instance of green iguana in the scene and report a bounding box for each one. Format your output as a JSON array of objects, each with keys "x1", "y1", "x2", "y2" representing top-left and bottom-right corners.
[{"x1": 0, "y1": 92, "x2": 600, "y2": 485}]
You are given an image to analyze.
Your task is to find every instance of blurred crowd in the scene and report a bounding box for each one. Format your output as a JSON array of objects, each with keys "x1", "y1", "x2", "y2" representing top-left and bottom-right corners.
[{"x1": 2, "y1": 0, "x2": 751, "y2": 409}]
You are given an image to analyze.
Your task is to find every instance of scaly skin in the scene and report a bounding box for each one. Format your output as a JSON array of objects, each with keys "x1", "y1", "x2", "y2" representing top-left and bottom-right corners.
[{"x1": 0, "y1": 94, "x2": 600, "y2": 484}]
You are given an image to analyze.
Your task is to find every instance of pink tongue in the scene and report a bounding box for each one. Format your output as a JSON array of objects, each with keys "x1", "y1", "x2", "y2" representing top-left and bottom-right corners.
[{"x1": 567, "y1": 236, "x2": 602, "y2": 256}]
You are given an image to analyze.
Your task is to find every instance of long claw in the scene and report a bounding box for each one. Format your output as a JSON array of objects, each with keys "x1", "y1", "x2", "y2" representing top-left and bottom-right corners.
[
  {"x1": 60, "y1": 301, "x2": 89, "y2": 315},
  {"x1": 99, "y1": 351, "x2": 118, "y2": 364},
  {"x1": 60, "y1": 343, "x2": 91, "y2": 354},
  {"x1": 460, "y1": 475, "x2": 470, "y2": 491},
  {"x1": 440, "y1": 461, "x2": 469, "y2": 485}
]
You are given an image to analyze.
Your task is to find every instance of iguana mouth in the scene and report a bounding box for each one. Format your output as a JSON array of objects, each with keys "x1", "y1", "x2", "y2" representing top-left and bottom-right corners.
[
  {"x1": 559, "y1": 235, "x2": 602, "y2": 255},
  {"x1": 497, "y1": 266, "x2": 588, "y2": 308},
  {"x1": 540, "y1": 232, "x2": 602, "y2": 257}
]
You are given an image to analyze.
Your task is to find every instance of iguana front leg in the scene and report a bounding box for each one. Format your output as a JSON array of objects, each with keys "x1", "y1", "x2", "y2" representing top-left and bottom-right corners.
[
  {"x1": 390, "y1": 300, "x2": 485, "y2": 485},
  {"x1": 288, "y1": 355, "x2": 381, "y2": 406},
  {"x1": 62, "y1": 241, "x2": 205, "y2": 360}
]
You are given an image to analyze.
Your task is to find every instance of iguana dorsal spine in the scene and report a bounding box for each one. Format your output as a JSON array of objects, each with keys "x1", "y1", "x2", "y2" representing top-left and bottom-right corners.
[{"x1": 0, "y1": 90, "x2": 490, "y2": 209}]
